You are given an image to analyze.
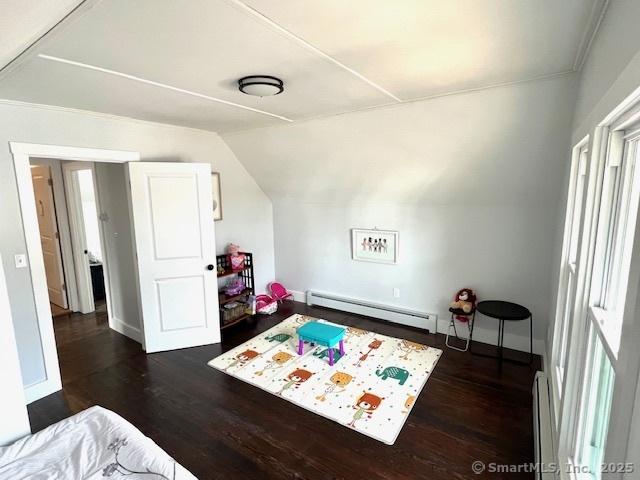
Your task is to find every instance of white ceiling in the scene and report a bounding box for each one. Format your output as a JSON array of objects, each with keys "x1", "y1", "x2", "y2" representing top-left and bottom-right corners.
[
  {"x1": 0, "y1": 0, "x2": 605, "y2": 133},
  {"x1": 0, "y1": 0, "x2": 84, "y2": 71}
]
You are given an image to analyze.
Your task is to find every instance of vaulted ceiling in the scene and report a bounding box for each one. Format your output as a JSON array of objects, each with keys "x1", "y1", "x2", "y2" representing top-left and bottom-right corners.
[
  {"x1": 0, "y1": 0, "x2": 605, "y2": 134},
  {"x1": 0, "y1": 0, "x2": 84, "y2": 71}
]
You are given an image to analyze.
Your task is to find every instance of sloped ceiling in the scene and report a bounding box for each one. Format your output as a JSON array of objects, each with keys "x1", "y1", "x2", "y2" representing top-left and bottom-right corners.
[
  {"x1": 0, "y1": 0, "x2": 605, "y2": 133},
  {"x1": 222, "y1": 75, "x2": 576, "y2": 206},
  {"x1": 0, "y1": 0, "x2": 84, "y2": 71}
]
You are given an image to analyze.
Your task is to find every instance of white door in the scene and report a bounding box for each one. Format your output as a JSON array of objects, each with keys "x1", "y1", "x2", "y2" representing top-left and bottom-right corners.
[
  {"x1": 31, "y1": 165, "x2": 67, "y2": 308},
  {"x1": 127, "y1": 162, "x2": 220, "y2": 352}
]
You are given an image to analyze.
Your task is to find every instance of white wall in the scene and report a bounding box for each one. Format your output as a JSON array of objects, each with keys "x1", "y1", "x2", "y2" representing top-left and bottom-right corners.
[
  {"x1": 0, "y1": 101, "x2": 275, "y2": 388},
  {"x1": 224, "y1": 75, "x2": 577, "y2": 353},
  {"x1": 571, "y1": 0, "x2": 640, "y2": 142},
  {"x1": 0, "y1": 254, "x2": 30, "y2": 445}
]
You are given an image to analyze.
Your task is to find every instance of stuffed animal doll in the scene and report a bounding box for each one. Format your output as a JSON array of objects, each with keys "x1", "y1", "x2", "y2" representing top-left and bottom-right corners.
[
  {"x1": 227, "y1": 243, "x2": 246, "y2": 271},
  {"x1": 450, "y1": 288, "x2": 477, "y2": 315}
]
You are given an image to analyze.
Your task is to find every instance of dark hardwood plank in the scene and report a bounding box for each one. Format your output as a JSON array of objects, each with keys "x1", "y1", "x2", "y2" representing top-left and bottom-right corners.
[{"x1": 29, "y1": 301, "x2": 540, "y2": 479}]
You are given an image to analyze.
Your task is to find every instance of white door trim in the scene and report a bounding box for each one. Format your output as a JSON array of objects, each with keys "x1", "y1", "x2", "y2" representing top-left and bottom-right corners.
[{"x1": 9, "y1": 142, "x2": 140, "y2": 404}]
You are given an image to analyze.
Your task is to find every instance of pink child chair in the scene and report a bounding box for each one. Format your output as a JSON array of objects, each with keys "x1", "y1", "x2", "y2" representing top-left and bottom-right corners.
[
  {"x1": 256, "y1": 294, "x2": 278, "y2": 315},
  {"x1": 268, "y1": 282, "x2": 293, "y2": 303}
]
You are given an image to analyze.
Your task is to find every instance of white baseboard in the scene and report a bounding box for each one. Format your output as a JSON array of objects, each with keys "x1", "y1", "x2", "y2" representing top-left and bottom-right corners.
[
  {"x1": 109, "y1": 316, "x2": 142, "y2": 343},
  {"x1": 290, "y1": 289, "x2": 543, "y2": 355},
  {"x1": 290, "y1": 289, "x2": 306, "y2": 303},
  {"x1": 24, "y1": 377, "x2": 62, "y2": 404}
]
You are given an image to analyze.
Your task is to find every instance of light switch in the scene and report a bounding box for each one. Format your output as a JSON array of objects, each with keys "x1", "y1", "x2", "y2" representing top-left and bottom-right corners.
[{"x1": 14, "y1": 254, "x2": 27, "y2": 269}]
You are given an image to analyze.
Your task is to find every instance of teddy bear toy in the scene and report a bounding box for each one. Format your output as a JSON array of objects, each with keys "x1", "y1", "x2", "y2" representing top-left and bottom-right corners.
[
  {"x1": 227, "y1": 243, "x2": 246, "y2": 271},
  {"x1": 450, "y1": 288, "x2": 477, "y2": 314}
]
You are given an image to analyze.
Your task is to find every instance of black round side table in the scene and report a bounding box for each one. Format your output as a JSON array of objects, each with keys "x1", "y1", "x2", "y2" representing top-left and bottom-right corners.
[{"x1": 471, "y1": 300, "x2": 533, "y2": 364}]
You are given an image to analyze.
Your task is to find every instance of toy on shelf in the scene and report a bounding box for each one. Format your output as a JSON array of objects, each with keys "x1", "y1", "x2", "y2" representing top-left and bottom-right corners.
[
  {"x1": 227, "y1": 243, "x2": 246, "y2": 271},
  {"x1": 216, "y1": 252, "x2": 255, "y2": 330},
  {"x1": 268, "y1": 281, "x2": 293, "y2": 303},
  {"x1": 256, "y1": 294, "x2": 278, "y2": 315},
  {"x1": 224, "y1": 278, "x2": 245, "y2": 296}
]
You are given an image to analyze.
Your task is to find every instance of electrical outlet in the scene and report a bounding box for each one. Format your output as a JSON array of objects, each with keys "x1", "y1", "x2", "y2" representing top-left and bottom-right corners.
[{"x1": 393, "y1": 288, "x2": 400, "y2": 298}]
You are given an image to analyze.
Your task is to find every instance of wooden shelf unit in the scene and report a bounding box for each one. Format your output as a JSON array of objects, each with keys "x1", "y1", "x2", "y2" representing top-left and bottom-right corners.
[{"x1": 216, "y1": 252, "x2": 254, "y2": 329}]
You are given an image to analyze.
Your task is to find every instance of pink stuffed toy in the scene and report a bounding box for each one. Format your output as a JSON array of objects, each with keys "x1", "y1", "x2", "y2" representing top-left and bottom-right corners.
[{"x1": 227, "y1": 243, "x2": 246, "y2": 271}]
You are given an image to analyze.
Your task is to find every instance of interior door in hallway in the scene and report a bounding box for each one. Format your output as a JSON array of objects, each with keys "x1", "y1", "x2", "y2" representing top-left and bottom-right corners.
[{"x1": 30, "y1": 165, "x2": 67, "y2": 308}]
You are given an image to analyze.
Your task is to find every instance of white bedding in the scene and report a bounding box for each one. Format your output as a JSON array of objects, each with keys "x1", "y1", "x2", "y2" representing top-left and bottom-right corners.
[{"x1": 0, "y1": 406, "x2": 197, "y2": 479}]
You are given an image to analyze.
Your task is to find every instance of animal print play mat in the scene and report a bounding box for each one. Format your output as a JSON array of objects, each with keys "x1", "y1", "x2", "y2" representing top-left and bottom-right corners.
[{"x1": 208, "y1": 314, "x2": 442, "y2": 445}]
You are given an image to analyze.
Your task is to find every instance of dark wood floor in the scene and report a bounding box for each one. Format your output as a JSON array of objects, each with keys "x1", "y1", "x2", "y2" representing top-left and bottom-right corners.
[{"x1": 29, "y1": 302, "x2": 540, "y2": 479}]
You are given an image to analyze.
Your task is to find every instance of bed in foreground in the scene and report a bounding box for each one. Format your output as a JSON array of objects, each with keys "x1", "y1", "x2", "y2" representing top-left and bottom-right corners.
[{"x1": 0, "y1": 406, "x2": 196, "y2": 479}]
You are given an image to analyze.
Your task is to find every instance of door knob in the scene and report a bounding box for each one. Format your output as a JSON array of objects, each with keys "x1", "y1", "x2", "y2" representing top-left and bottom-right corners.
[{"x1": 206, "y1": 264, "x2": 214, "y2": 271}]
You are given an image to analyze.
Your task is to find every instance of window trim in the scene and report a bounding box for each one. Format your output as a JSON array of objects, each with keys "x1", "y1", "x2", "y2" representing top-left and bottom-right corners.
[
  {"x1": 555, "y1": 92, "x2": 640, "y2": 479},
  {"x1": 552, "y1": 137, "x2": 590, "y2": 412}
]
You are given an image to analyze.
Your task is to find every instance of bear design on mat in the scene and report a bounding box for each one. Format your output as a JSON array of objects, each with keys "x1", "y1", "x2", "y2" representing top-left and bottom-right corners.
[
  {"x1": 224, "y1": 349, "x2": 259, "y2": 371},
  {"x1": 315, "y1": 371, "x2": 353, "y2": 402},
  {"x1": 277, "y1": 368, "x2": 314, "y2": 396},
  {"x1": 375, "y1": 366, "x2": 410, "y2": 385},
  {"x1": 348, "y1": 392, "x2": 384, "y2": 428},
  {"x1": 402, "y1": 395, "x2": 416, "y2": 414},
  {"x1": 397, "y1": 340, "x2": 428, "y2": 361},
  {"x1": 345, "y1": 326, "x2": 368, "y2": 342},
  {"x1": 255, "y1": 351, "x2": 294, "y2": 376}
]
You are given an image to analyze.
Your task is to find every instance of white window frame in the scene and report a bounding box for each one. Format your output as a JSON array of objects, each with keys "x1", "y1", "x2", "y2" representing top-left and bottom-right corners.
[
  {"x1": 552, "y1": 138, "x2": 590, "y2": 407},
  {"x1": 555, "y1": 96, "x2": 640, "y2": 480}
]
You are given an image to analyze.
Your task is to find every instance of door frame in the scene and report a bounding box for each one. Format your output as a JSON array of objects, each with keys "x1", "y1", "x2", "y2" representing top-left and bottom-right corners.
[
  {"x1": 62, "y1": 162, "x2": 99, "y2": 314},
  {"x1": 9, "y1": 142, "x2": 139, "y2": 403}
]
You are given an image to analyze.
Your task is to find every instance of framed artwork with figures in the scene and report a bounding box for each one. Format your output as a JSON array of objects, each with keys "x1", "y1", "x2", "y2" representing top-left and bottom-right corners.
[
  {"x1": 212, "y1": 172, "x2": 223, "y2": 221},
  {"x1": 351, "y1": 228, "x2": 399, "y2": 264}
]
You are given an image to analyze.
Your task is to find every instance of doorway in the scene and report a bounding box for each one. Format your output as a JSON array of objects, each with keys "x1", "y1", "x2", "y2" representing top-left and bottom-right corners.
[
  {"x1": 28, "y1": 159, "x2": 124, "y2": 387},
  {"x1": 11, "y1": 143, "x2": 140, "y2": 403},
  {"x1": 30, "y1": 160, "x2": 109, "y2": 318},
  {"x1": 11, "y1": 142, "x2": 221, "y2": 404}
]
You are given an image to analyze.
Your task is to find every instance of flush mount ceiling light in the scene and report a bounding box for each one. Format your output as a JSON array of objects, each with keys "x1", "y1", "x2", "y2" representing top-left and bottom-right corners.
[{"x1": 238, "y1": 75, "x2": 284, "y2": 97}]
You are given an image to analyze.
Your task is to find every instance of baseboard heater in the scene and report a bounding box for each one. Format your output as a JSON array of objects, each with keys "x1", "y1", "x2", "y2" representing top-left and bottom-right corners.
[
  {"x1": 305, "y1": 290, "x2": 436, "y2": 333},
  {"x1": 532, "y1": 371, "x2": 555, "y2": 480}
]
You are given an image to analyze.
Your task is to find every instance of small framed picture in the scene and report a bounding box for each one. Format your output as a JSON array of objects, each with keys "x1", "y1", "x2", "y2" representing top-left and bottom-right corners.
[
  {"x1": 211, "y1": 172, "x2": 223, "y2": 221},
  {"x1": 351, "y1": 228, "x2": 399, "y2": 264}
]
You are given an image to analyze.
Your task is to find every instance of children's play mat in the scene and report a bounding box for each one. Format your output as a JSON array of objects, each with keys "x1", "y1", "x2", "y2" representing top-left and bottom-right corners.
[{"x1": 208, "y1": 314, "x2": 441, "y2": 445}]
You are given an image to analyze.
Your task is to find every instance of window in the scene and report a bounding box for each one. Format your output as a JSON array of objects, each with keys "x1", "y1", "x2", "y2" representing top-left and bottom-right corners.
[
  {"x1": 553, "y1": 140, "x2": 589, "y2": 398},
  {"x1": 564, "y1": 121, "x2": 640, "y2": 479},
  {"x1": 590, "y1": 126, "x2": 640, "y2": 356},
  {"x1": 554, "y1": 95, "x2": 640, "y2": 480},
  {"x1": 571, "y1": 324, "x2": 615, "y2": 479}
]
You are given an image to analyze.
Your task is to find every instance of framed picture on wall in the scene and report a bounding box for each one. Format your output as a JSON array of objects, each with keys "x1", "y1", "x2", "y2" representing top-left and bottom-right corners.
[
  {"x1": 351, "y1": 228, "x2": 399, "y2": 264},
  {"x1": 212, "y1": 172, "x2": 223, "y2": 221}
]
